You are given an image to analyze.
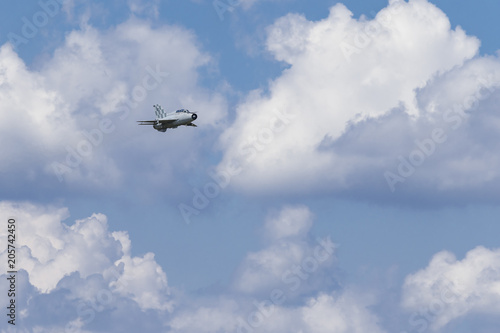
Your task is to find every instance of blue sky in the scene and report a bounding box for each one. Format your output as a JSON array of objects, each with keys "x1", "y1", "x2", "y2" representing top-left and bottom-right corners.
[{"x1": 1, "y1": 0, "x2": 500, "y2": 332}]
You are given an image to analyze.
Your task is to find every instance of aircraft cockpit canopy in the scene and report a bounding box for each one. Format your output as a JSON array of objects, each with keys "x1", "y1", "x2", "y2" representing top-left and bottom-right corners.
[{"x1": 176, "y1": 109, "x2": 190, "y2": 113}]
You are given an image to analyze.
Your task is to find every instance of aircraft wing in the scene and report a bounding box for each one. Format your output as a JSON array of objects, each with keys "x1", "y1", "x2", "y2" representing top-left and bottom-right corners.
[
  {"x1": 137, "y1": 119, "x2": 177, "y2": 125},
  {"x1": 137, "y1": 120, "x2": 156, "y2": 125}
]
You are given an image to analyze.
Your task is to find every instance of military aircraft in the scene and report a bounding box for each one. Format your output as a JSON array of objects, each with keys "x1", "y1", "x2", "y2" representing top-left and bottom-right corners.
[{"x1": 137, "y1": 104, "x2": 198, "y2": 132}]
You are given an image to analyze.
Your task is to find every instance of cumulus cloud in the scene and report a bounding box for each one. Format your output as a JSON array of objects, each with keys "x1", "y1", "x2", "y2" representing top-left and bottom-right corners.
[
  {"x1": 8, "y1": 201, "x2": 500, "y2": 332},
  {"x1": 192, "y1": 205, "x2": 337, "y2": 310},
  {"x1": 0, "y1": 201, "x2": 172, "y2": 332},
  {"x1": 0, "y1": 201, "x2": 389, "y2": 333},
  {"x1": 216, "y1": 0, "x2": 500, "y2": 204},
  {"x1": 232, "y1": 206, "x2": 335, "y2": 296},
  {"x1": 0, "y1": 15, "x2": 227, "y2": 197},
  {"x1": 401, "y1": 246, "x2": 500, "y2": 331},
  {"x1": 0, "y1": 44, "x2": 77, "y2": 176},
  {"x1": 167, "y1": 205, "x2": 385, "y2": 333}
]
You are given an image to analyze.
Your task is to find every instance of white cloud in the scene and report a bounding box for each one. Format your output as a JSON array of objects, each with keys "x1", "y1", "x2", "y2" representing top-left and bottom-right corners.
[
  {"x1": 169, "y1": 298, "x2": 241, "y2": 332},
  {"x1": 0, "y1": 201, "x2": 387, "y2": 333},
  {"x1": 0, "y1": 17, "x2": 227, "y2": 194},
  {"x1": 0, "y1": 44, "x2": 77, "y2": 174},
  {"x1": 169, "y1": 290, "x2": 385, "y2": 333},
  {"x1": 401, "y1": 246, "x2": 500, "y2": 330},
  {"x1": 127, "y1": 0, "x2": 160, "y2": 17},
  {"x1": 263, "y1": 205, "x2": 313, "y2": 240},
  {"x1": 112, "y1": 252, "x2": 172, "y2": 311},
  {"x1": 0, "y1": 201, "x2": 172, "y2": 332},
  {"x1": 216, "y1": 0, "x2": 500, "y2": 203},
  {"x1": 13, "y1": 202, "x2": 500, "y2": 332},
  {"x1": 167, "y1": 205, "x2": 384, "y2": 333},
  {"x1": 300, "y1": 291, "x2": 385, "y2": 333},
  {"x1": 232, "y1": 205, "x2": 334, "y2": 295}
]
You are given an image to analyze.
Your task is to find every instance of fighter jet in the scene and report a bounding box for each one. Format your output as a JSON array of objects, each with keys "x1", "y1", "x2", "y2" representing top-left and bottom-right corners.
[{"x1": 137, "y1": 104, "x2": 198, "y2": 132}]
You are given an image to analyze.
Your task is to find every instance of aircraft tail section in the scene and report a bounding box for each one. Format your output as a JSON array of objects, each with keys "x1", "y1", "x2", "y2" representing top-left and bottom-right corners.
[{"x1": 154, "y1": 104, "x2": 167, "y2": 119}]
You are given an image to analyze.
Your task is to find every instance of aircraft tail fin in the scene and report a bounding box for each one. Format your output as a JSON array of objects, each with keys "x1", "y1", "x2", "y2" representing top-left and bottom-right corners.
[{"x1": 154, "y1": 104, "x2": 167, "y2": 119}]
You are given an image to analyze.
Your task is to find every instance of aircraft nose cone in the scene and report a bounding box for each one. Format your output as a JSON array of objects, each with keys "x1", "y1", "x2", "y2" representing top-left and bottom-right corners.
[{"x1": 191, "y1": 113, "x2": 197, "y2": 120}]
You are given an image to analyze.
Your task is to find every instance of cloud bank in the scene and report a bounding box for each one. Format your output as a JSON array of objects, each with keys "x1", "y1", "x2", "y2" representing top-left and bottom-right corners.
[
  {"x1": 0, "y1": 17, "x2": 227, "y2": 198},
  {"x1": 4, "y1": 0, "x2": 500, "y2": 206},
  {"x1": 1, "y1": 0, "x2": 500, "y2": 332},
  {"x1": 0, "y1": 202, "x2": 380, "y2": 333},
  {"x1": 0, "y1": 201, "x2": 172, "y2": 332},
  {"x1": 216, "y1": 0, "x2": 500, "y2": 205},
  {"x1": 2, "y1": 202, "x2": 500, "y2": 332}
]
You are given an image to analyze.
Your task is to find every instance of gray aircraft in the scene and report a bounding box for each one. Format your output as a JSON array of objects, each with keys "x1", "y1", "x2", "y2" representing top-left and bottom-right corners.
[{"x1": 137, "y1": 104, "x2": 198, "y2": 132}]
